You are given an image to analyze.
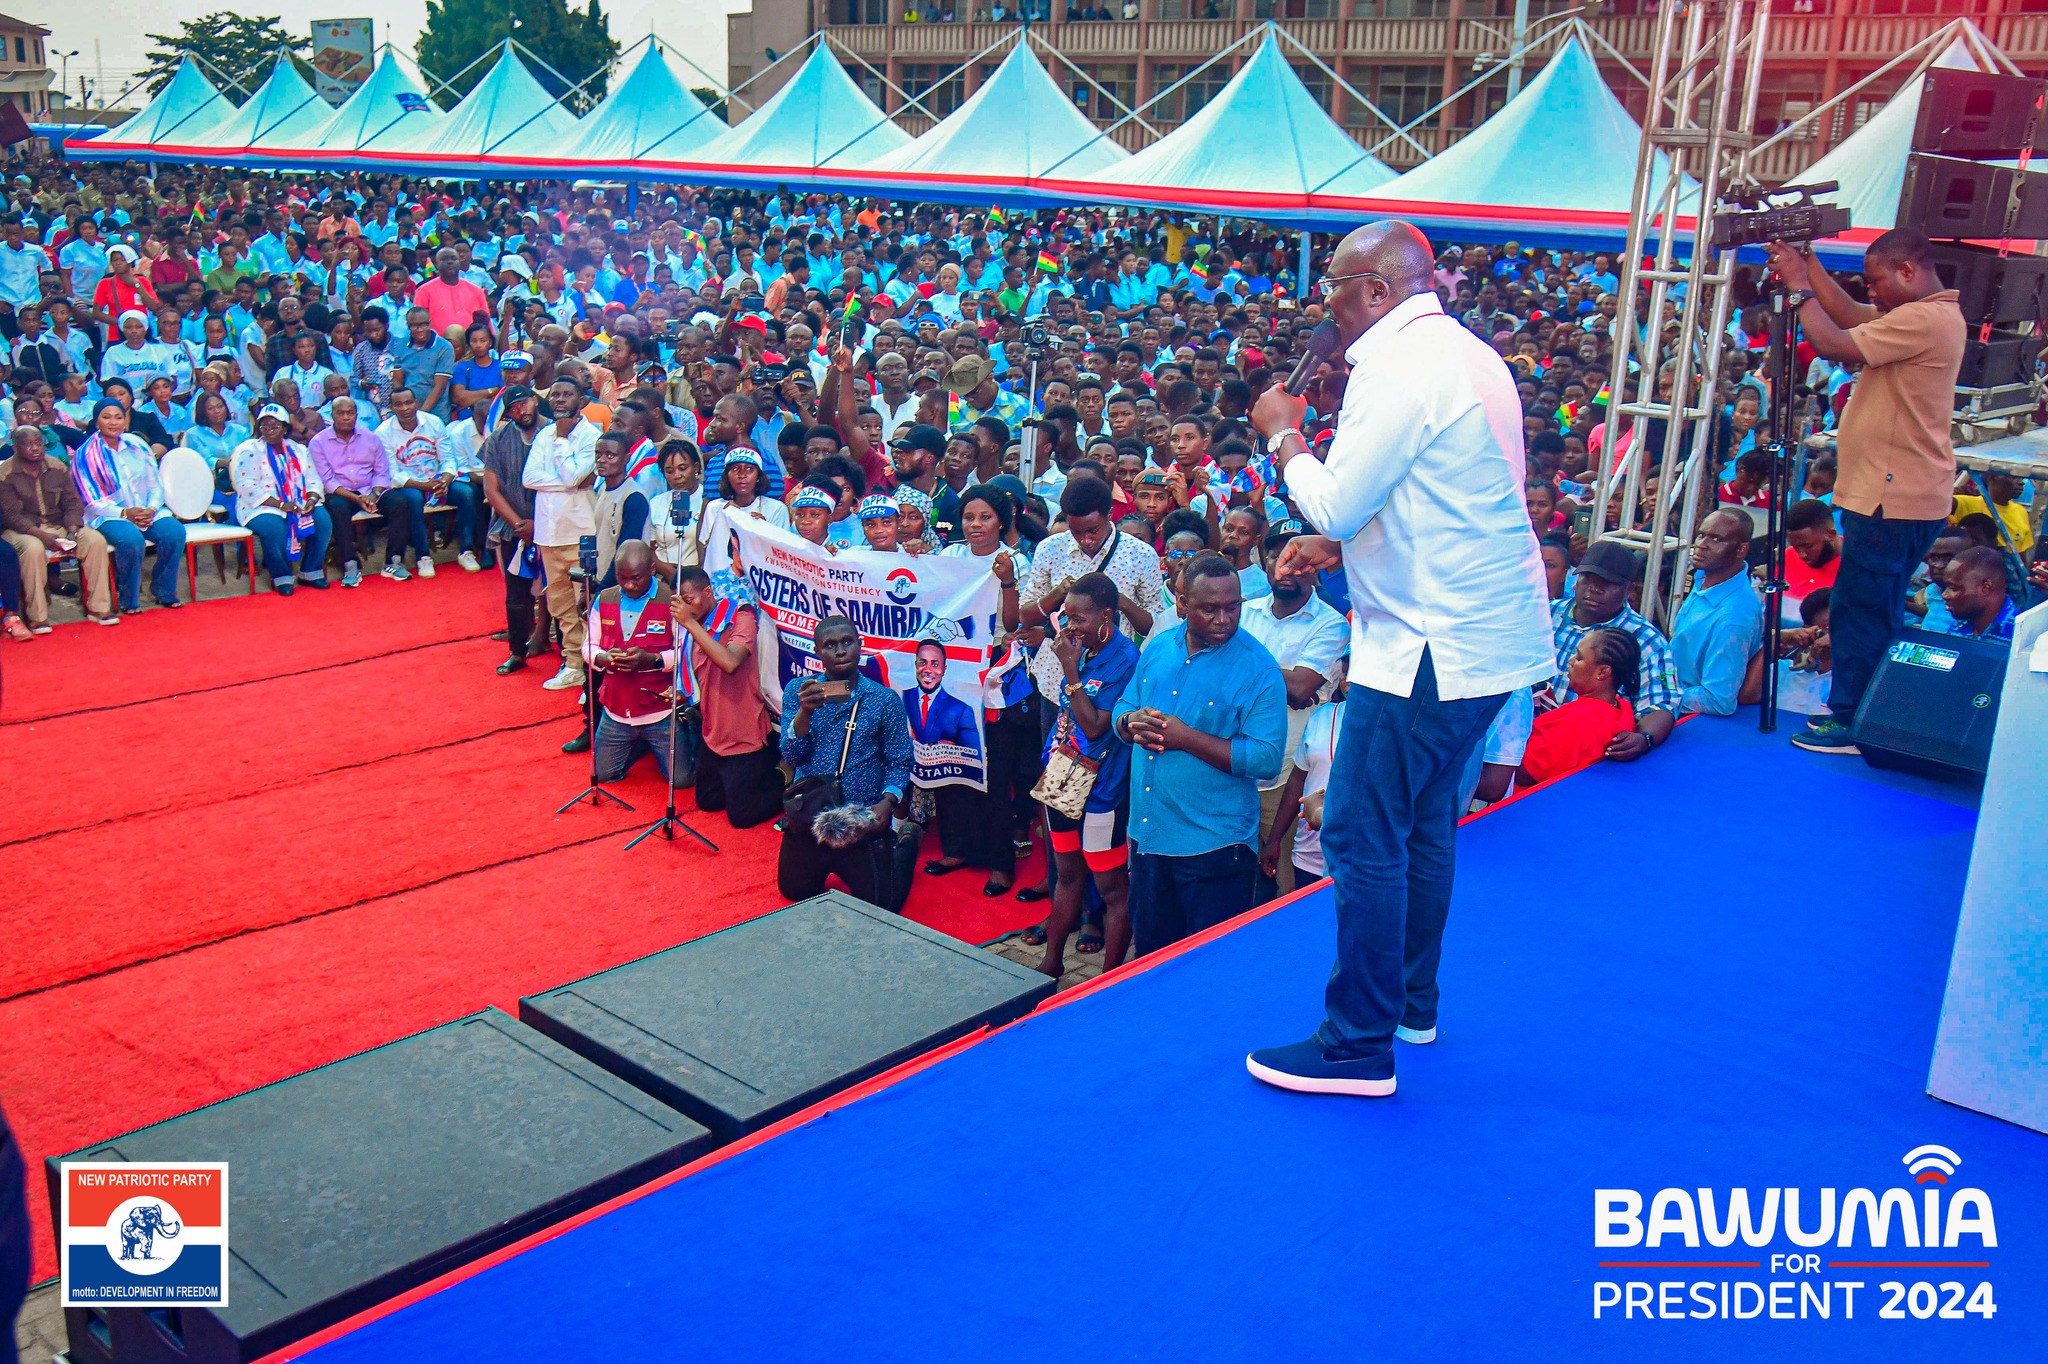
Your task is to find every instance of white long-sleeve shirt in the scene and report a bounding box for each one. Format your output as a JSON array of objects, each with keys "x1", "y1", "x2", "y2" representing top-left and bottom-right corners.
[
  {"x1": 228, "y1": 437, "x2": 326, "y2": 526},
  {"x1": 522, "y1": 417, "x2": 600, "y2": 546},
  {"x1": 1283, "y1": 291, "x2": 1554, "y2": 701}
]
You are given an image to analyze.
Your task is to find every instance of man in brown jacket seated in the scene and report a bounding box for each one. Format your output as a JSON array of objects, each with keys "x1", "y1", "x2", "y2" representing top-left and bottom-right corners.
[{"x1": 0, "y1": 426, "x2": 113, "y2": 635}]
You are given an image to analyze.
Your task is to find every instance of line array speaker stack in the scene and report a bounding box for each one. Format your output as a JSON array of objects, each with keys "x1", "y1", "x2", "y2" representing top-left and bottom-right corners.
[{"x1": 1901, "y1": 68, "x2": 2048, "y2": 437}]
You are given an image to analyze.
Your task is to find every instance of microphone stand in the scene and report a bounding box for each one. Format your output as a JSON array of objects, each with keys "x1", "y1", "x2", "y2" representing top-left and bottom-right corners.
[
  {"x1": 558, "y1": 559, "x2": 635, "y2": 813},
  {"x1": 627, "y1": 493, "x2": 719, "y2": 852}
]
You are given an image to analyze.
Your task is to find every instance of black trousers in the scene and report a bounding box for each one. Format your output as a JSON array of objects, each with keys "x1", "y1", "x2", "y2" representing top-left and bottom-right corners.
[
  {"x1": 503, "y1": 562, "x2": 536, "y2": 658},
  {"x1": 933, "y1": 700, "x2": 1040, "y2": 875},
  {"x1": 323, "y1": 490, "x2": 368, "y2": 567},
  {"x1": 778, "y1": 821, "x2": 896, "y2": 908},
  {"x1": 695, "y1": 739, "x2": 783, "y2": 829}
]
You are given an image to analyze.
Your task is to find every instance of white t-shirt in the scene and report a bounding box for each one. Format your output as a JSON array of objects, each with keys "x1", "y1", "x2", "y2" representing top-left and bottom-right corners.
[{"x1": 1290, "y1": 699, "x2": 1345, "y2": 878}]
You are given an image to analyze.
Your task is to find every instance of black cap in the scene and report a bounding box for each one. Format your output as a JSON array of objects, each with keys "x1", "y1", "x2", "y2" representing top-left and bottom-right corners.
[
  {"x1": 1576, "y1": 538, "x2": 1641, "y2": 584},
  {"x1": 890, "y1": 423, "x2": 946, "y2": 457},
  {"x1": 501, "y1": 384, "x2": 537, "y2": 406},
  {"x1": 1263, "y1": 517, "x2": 1308, "y2": 552}
]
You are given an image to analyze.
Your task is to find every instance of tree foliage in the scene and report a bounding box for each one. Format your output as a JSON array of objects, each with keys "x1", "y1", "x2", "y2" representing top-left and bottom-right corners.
[
  {"x1": 141, "y1": 14, "x2": 310, "y2": 102},
  {"x1": 417, "y1": 0, "x2": 620, "y2": 113}
]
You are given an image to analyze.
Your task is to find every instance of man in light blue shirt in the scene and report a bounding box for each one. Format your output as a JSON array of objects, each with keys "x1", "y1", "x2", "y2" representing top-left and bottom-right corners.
[
  {"x1": 1671, "y1": 508, "x2": 1765, "y2": 717},
  {"x1": 248, "y1": 211, "x2": 293, "y2": 279},
  {"x1": 1113, "y1": 553, "x2": 1287, "y2": 956},
  {"x1": 0, "y1": 219, "x2": 49, "y2": 309}
]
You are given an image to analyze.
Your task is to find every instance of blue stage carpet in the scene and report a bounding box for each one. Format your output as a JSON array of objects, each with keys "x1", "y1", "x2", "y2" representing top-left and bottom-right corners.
[{"x1": 300, "y1": 718, "x2": 2044, "y2": 1363}]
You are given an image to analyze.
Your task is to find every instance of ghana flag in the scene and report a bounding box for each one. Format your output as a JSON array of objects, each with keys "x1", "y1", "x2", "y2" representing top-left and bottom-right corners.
[{"x1": 1037, "y1": 249, "x2": 1060, "y2": 274}]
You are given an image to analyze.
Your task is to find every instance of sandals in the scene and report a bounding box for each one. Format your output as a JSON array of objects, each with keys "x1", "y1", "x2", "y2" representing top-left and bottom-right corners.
[
  {"x1": 1014, "y1": 883, "x2": 1051, "y2": 904},
  {"x1": 3, "y1": 614, "x2": 31, "y2": 642},
  {"x1": 982, "y1": 876, "x2": 1013, "y2": 898},
  {"x1": 1075, "y1": 931, "x2": 1105, "y2": 955},
  {"x1": 1018, "y1": 924, "x2": 1048, "y2": 947}
]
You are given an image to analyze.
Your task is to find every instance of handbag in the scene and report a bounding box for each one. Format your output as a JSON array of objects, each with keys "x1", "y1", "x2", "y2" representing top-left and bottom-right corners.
[
  {"x1": 1030, "y1": 737, "x2": 1101, "y2": 820},
  {"x1": 782, "y1": 695, "x2": 862, "y2": 826}
]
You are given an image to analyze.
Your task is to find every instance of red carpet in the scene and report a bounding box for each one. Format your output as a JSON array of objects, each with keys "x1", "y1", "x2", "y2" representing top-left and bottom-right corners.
[{"x1": 0, "y1": 576, "x2": 1044, "y2": 1281}]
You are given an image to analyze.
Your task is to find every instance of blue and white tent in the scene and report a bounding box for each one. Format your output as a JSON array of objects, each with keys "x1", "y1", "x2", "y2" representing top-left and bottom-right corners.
[
  {"x1": 857, "y1": 41, "x2": 1128, "y2": 206},
  {"x1": 670, "y1": 44, "x2": 910, "y2": 189},
  {"x1": 67, "y1": 59, "x2": 232, "y2": 161},
  {"x1": 368, "y1": 45, "x2": 580, "y2": 176},
  {"x1": 1064, "y1": 32, "x2": 1392, "y2": 223},
  {"x1": 178, "y1": 55, "x2": 333, "y2": 166},
  {"x1": 1343, "y1": 35, "x2": 1689, "y2": 246},
  {"x1": 562, "y1": 45, "x2": 723, "y2": 174},
  {"x1": 255, "y1": 50, "x2": 445, "y2": 164}
]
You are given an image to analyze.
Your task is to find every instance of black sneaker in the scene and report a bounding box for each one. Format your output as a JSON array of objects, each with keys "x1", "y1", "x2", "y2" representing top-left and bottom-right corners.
[{"x1": 1246, "y1": 1038, "x2": 1397, "y2": 1097}]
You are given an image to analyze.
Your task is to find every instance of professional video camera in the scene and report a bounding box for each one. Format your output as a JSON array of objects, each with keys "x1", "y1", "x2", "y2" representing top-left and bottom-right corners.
[
  {"x1": 1020, "y1": 321, "x2": 1052, "y2": 349},
  {"x1": 1710, "y1": 181, "x2": 1852, "y2": 252}
]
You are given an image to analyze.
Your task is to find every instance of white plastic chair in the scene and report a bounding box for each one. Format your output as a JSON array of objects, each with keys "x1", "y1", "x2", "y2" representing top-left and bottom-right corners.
[{"x1": 161, "y1": 447, "x2": 256, "y2": 601}]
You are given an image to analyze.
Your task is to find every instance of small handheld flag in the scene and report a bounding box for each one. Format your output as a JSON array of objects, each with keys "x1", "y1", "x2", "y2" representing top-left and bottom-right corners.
[{"x1": 1037, "y1": 250, "x2": 1059, "y2": 274}]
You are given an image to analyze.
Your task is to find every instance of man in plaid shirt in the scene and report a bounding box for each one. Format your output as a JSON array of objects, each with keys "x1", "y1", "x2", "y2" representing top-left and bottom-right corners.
[{"x1": 1547, "y1": 539, "x2": 1679, "y2": 760}]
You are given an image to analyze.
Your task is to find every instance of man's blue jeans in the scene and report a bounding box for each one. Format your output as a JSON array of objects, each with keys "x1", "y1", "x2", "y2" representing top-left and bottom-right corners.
[
  {"x1": 98, "y1": 515, "x2": 186, "y2": 610},
  {"x1": 1317, "y1": 648, "x2": 1508, "y2": 1073},
  {"x1": 249, "y1": 507, "x2": 333, "y2": 583},
  {"x1": 443, "y1": 476, "x2": 484, "y2": 553},
  {"x1": 1828, "y1": 506, "x2": 1946, "y2": 724},
  {"x1": 380, "y1": 486, "x2": 430, "y2": 559},
  {"x1": 593, "y1": 711, "x2": 694, "y2": 787}
]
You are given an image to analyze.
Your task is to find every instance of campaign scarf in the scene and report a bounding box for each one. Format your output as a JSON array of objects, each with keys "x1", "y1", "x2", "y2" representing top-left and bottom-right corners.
[
  {"x1": 266, "y1": 441, "x2": 315, "y2": 556},
  {"x1": 624, "y1": 437, "x2": 661, "y2": 487},
  {"x1": 676, "y1": 596, "x2": 739, "y2": 705},
  {"x1": 72, "y1": 431, "x2": 124, "y2": 514}
]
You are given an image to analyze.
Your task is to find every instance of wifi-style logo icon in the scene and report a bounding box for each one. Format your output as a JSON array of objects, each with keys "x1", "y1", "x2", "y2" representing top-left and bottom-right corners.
[{"x1": 1903, "y1": 1144, "x2": 1962, "y2": 1185}]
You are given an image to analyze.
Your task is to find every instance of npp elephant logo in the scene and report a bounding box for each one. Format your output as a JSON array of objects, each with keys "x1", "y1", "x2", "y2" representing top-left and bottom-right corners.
[{"x1": 61, "y1": 1162, "x2": 229, "y2": 1307}]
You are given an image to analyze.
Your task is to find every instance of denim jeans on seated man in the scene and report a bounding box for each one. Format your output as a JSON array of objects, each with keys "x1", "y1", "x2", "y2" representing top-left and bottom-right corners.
[
  {"x1": 379, "y1": 485, "x2": 432, "y2": 562},
  {"x1": 98, "y1": 513, "x2": 186, "y2": 610},
  {"x1": 248, "y1": 506, "x2": 334, "y2": 585},
  {"x1": 592, "y1": 710, "x2": 694, "y2": 787},
  {"x1": 1318, "y1": 647, "x2": 1507, "y2": 1075}
]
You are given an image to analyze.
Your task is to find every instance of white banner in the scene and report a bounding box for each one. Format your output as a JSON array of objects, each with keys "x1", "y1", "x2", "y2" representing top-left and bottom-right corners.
[
  {"x1": 720, "y1": 518, "x2": 999, "y2": 791},
  {"x1": 309, "y1": 19, "x2": 374, "y2": 107}
]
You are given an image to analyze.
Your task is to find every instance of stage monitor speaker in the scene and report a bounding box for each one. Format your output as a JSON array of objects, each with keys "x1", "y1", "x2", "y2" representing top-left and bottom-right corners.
[
  {"x1": 1912, "y1": 68, "x2": 2048, "y2": 158},
  {"x1": 1851, "y1": 628, "x2": 2010, "y2": 783},
  {"x1": 1956, "y1": 331, "x2": 2043, "y2": 390},
  {"x1": 520, "y1": 891, "x2": 1056, "y2": 1142},
  {"x1": 1926, "y1": 240, "x2": 2048, "y2": 325},
  {"x1": 47, "y1": 1008, "x2": 714, "y2": 1364},
  {"x1": 1898, "y1": 154, "x2": 2048, "y2": 240}
]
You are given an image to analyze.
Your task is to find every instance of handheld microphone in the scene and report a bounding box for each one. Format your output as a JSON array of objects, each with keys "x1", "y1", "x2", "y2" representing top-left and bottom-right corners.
[{"x1": 1284, "y1": 320, "x2": 1342, "y2": 398}]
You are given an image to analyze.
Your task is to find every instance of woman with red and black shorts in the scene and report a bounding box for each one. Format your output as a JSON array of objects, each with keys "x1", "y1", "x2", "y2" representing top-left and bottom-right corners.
[{"x1": 1035, "y1": 571, "x2": 1140, "y2": 979}]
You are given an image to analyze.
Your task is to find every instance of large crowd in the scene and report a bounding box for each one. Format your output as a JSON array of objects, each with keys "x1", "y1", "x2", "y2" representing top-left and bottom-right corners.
[{"x1": 0, "y1": 164, "x2": 2039, "y2": 971}]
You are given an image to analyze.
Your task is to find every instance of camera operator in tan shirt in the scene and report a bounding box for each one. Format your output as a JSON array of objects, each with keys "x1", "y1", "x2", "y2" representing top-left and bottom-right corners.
[{"x1": 1764, "y1": 228, "x2": 1964, "y2": 755}]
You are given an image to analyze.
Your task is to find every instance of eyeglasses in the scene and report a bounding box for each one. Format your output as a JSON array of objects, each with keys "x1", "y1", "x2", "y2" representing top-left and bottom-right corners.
[
  {"x1": 1315, "y1": 270, "x2": 1387, "y2": 299},
  {"x1": 1164, "y1": 548, "x2": 1198, "y2": 561}
]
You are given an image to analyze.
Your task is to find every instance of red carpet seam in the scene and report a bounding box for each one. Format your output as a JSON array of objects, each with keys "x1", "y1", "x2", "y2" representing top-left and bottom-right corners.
[
  {"x1": 0, "y1": 714, "x2": 571, "y2": 853},
  {"x1": 0, "y1": 632, "x2": 500, "y2": 727},
  {"x1": 0, "y1": 826, "x2": 628, "y2": 1006}
]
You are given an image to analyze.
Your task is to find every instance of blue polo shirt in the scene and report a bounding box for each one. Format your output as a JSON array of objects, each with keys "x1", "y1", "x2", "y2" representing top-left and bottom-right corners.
[
  {"x1": 1671, "y1": 569, "x2": 1765, "y2": 717},
  {"x1": 1113, "y1": 621, "x2": 1287, "y2": 857}
]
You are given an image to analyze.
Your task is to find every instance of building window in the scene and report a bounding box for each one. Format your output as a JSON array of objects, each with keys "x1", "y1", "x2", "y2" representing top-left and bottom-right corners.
[
  {"x1": 1072, "y1": 64, "x2": 1136, "y2": 122},
  {"x1": 1153, "y1": 60, "x2": 1233, "y2": 123},
  {"x1": 844, "y1": 61, "x2": 887, "y2": 109},
  {"x1": 1347, "y1": 64, "x2": 1440, "y2": 129},
  {"x1": 1254, "y1": 0, "x2": 1339, "y2": 15},
  {"x1": 1290, "y1": 62, "x2": 1333, "y2": 117},
  {"x1": 901, "y1": 62, "x2": 967, "y2": 116},
  {"x1": 13, "y1": 38, "x2": 22, "y2": 64},
  {"x1": 1377, "y1": 0, "x2": 1453, "y2": 16}
]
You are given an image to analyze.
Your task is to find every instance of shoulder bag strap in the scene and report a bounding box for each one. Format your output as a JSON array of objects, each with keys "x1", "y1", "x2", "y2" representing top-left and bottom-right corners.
[{"x1": 835, "y1": 696, "x2": 862, "y2": 778}]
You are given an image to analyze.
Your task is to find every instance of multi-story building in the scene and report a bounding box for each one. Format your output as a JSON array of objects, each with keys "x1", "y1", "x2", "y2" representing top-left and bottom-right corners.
[
  {"x1": 728, "y1": 1, "x2": 2048, "y2": 184},
  {"x1": 0, "y1": 12, "x2": 52, "y2": 119}
]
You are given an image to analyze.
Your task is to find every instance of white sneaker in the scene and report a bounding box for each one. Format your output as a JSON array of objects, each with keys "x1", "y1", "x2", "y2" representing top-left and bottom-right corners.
[
  {"x1": 541, "y1": 666, "x2": 586, "y2": 691},
  {"x1": 92, "y1": 613, "x2": 121, "y2": 627},
  {"x1": 457, "y1": 551, "x2": 481, "y2": 572},
  {"x1": 414, "y1": 555, "x2": 437, "y2": 578},
  {"x1": 1395, "y1": 1024, "x2": 1437, "y2": 1044}
]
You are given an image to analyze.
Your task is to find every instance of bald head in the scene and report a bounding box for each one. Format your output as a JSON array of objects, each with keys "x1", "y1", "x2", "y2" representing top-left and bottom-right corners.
[
  {"x1": 1331, "y1": 220, "x2": 1437, "y2": 298},
  {"x1": 615, "y1": 539, "x2": 654, "y2": 575}
]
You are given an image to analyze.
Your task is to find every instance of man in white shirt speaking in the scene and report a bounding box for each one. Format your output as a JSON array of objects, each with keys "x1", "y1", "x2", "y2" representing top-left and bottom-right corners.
[{"x1": 1246, "y1": 221, "x2": 1555, "y2": 1098}]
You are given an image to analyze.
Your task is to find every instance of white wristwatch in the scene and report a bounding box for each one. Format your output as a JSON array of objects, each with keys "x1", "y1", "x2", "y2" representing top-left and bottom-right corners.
[{"x1": 1267, "y1": 428, "x2": 1305, "y2": 455}]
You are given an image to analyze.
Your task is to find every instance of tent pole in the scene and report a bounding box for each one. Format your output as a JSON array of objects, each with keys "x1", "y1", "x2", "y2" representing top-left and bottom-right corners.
[
  {"x1": 1298, "y1": 230, "x2": 1310, "y2": 299},
  {"x1": 1506, "y1": 0, "x2": 1531, "y2": 101},
  {"x1": 629, "y1": 181, "x2": 639, "y2": 213}
]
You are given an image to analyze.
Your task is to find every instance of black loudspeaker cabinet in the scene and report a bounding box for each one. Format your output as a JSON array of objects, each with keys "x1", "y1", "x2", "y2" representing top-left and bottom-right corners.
[
  {"x1": 1851, "y1": 628, "x2": 2010, "y2": 783},
  {"x1": 1912, "y1": 68, "x2": 2048, "y2": 159},
  {"x1": 1926, "y1": 241, "x2": 2048, "y2": 325},
  {"x1": 1898, "y1": 154, "x2": 2048, "y2": 240},
  {"x1": 1956, "y1": 332, "x2": 2044, "y2": 390}
]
